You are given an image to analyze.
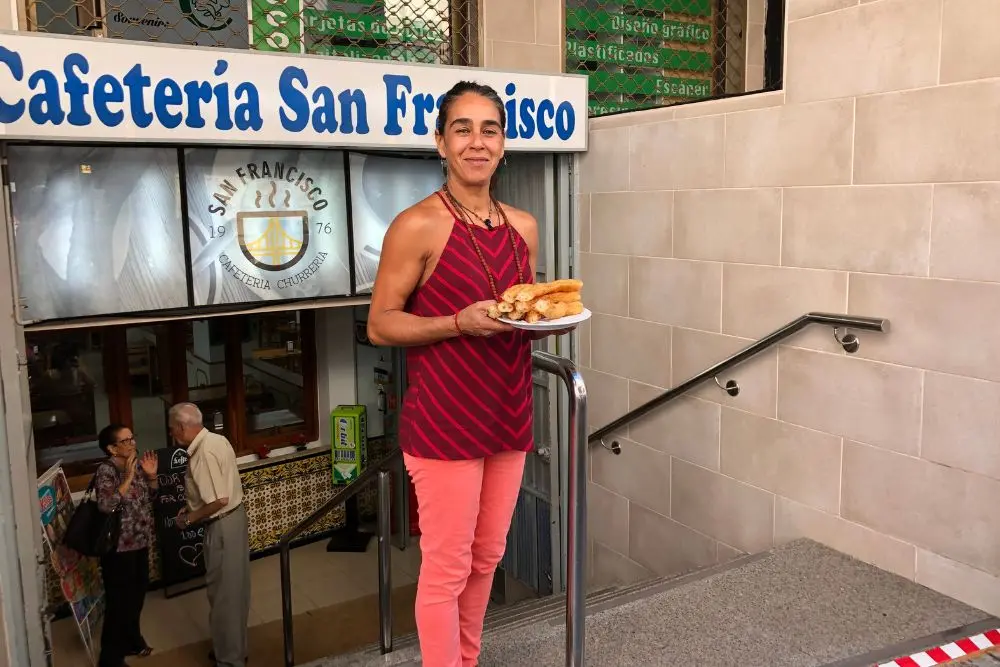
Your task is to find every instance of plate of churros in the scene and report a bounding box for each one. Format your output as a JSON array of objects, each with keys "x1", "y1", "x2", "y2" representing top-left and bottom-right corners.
[{"x1": 487, "y1": 279, "x2": 591, "y2": 330}]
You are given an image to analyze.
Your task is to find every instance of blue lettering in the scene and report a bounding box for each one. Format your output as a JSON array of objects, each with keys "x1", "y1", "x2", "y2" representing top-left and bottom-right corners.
[
  {"x1": 62, "y1": 53, "x2": 91, "y2": 126},
  {"x1": 536, "y1": 99, "x2": 555, "y2": 140},
  {"x1": 338, "y1": 89, "x2": 369, "y2": 135},
  {"x1": 93, "y1": 74, "x2": 124, "y2": 127},
  {"x1": 311, "y1": 86, "x2": 338, "y2": 134},
  {"x1": 182, "y1": 80, "x2": 212, "y2": 128},
  {"x1": 27, "y1": 69, "x2": 64, "y2": 125},
  {"x1": 0, "y1": 46, "x2": 25, "y2": 123},
  {"x1": 518, "y1": 98, "x2": 536, "y2": 138},
  {"x1": 122, "y1": 65, "x2": 153, "y2": 128},
  {"x1": 383, "y1": 74, "x2": 410, "y2": 136},
  {"x1": 412, "y1": 93, "x2": 435, "y2": 136},
  {"x1": 234, "y1": 83, "x2": 262, "y2": 131},
  {"x1": 555, "y1": 102, "x2": 575, "y2": 141},
  {"x1": 278, "y1": 66, "x2": 309, "y2": 132},
  {"x1": 213, "y1": 60, "x2": 233, "y2": 131},
  {"x1": 153, "y1": 78, "x2": 183, "y2": 129},
  {"x1": 504, "y1": 83, "x2": 517, "y2": 139}
]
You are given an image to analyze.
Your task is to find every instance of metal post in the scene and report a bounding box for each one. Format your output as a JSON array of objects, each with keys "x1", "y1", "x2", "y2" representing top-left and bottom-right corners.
[
  {"x1": 280, "y1": 547, "x2": 294, "y2": 667},
  {"x1": 565, "y1": 366, "x2": 587, "y2": 667},
  {"x1": 377, "y1": 469, "x2": 393, "y2": 654},
  {"x1": 531, "y1": 351, "x2": 588, "y2": 667}
]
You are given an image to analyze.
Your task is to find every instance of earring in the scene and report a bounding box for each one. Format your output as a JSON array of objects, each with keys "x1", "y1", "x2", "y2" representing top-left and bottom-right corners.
[{"x1": 503, "y1": 156, "x2": 508, "y2": 166}]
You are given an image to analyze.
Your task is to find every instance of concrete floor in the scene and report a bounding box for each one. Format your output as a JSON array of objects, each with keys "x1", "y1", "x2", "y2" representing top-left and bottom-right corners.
[{"x1": 310, "y1": 540, "x2": 998, "y2": 667}]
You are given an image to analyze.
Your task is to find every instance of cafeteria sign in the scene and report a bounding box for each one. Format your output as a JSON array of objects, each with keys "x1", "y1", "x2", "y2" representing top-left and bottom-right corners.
[{"x1": 0, "y1": 30, "x2": 588, "y2": 151}]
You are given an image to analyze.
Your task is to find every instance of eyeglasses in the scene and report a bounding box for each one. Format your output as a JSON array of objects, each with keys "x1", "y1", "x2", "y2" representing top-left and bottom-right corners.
[{"x1": 115, "y1": 435, "x2": 136, "y2": 446}]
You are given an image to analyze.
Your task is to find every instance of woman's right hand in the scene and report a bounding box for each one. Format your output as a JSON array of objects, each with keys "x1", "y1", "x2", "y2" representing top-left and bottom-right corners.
[
  {"x1": 124, "y1": 452, "x2": 137, "y2": 482},
  {"x1": 456, "y1": 301, "x2": 514, "y2": 338}
]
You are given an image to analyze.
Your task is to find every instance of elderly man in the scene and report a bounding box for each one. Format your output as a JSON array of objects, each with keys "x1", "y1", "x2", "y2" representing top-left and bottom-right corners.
[{"x1": 169, "y1": 402, "x2": 250, "y2": 667}]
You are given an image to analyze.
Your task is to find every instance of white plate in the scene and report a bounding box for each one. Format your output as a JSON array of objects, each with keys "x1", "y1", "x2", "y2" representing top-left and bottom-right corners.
[{"x1": 499, "y1": 308, "x2": 592, "y2": 331}]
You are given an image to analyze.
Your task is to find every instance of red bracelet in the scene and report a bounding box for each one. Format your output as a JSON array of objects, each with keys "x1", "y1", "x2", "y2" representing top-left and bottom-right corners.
[{"x1": 454, "y1": 312, "x2": 462, "y2": 335}]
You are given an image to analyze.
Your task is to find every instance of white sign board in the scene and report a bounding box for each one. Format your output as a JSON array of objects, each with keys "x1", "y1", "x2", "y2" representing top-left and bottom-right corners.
[{"x1": 0, "y1": 31, "x2": 588, "y2": 151}]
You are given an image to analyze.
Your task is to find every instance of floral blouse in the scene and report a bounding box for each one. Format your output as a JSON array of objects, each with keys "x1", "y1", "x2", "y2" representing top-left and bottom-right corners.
[{"x1": 94, "y1": 461, "x2": 156, "y2": 553}]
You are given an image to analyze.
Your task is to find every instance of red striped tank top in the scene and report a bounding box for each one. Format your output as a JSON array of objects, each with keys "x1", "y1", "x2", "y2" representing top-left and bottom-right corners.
[{"x1": 399, "y1": 197, "x2": 534, "y2": 460}]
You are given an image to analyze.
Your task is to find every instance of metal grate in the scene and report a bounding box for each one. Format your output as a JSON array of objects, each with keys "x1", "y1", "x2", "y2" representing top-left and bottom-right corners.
[
  {"x1": 565, "y1": 0, "x2": 773, "y2": 116},
  {"x1": 25, "y1": 0, "x2": 480, "y2": 67}
]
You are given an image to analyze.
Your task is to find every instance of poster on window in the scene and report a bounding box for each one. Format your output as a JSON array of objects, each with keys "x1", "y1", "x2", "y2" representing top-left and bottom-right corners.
[
  {"x1": 185, "y1": 148, "x2": 352, "y2": 305},
  {"x1": 7, "y1": 146, "x2": 189, "y2": 322},
  {"x1": 38, "y1": 464, "x2": 104, "y2": 667},
  {"x1": 105, "y1": 0, "x2": 249, "y2": 48},
  {"x1": 349, "y1": 153, "x2": 442, "y2": 292}
]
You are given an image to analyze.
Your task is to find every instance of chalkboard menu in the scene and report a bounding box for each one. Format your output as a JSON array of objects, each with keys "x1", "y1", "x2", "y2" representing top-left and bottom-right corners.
[{"x1": 154, "y1": 447, "x2": 206, "y2": 594}]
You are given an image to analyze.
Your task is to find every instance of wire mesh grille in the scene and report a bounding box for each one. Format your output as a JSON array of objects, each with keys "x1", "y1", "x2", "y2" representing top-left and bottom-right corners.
[
  {"x1": 565, "y1": 0, "x2": 769, "y2": 116},
  {"x1": 25, "y1": 0, "x2": 480, "y2": 67}
]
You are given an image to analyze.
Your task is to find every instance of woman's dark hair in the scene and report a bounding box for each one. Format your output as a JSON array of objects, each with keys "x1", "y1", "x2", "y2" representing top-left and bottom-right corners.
[
  {"x1": 98, "y1": 423, "x2": 128, "y2": 456},
  {"x1": 435, "y1": 81, "x2": 506, "y2": 135}
]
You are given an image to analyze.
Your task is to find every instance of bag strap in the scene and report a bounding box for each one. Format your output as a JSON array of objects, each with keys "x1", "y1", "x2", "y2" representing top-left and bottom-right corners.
[{"x1": 83, "y1": 460, "x2": 117, "y2": 501}]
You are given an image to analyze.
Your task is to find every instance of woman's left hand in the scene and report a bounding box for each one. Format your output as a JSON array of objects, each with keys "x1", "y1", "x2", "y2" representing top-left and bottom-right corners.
[{"x1": 140, "y1": 451, "x2": 158, "y2": 478}]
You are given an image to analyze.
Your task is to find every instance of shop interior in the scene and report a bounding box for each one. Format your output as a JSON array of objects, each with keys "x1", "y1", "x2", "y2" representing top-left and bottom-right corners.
[{"x1": 5, "y1": 142, "x2": 565, "y2": 665}]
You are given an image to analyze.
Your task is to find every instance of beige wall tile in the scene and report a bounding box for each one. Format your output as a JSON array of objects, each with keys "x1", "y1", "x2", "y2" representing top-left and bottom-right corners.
[
  {"x1": 746, "y1": 21, "x2": 765, "y2": 67},
  {"x1": 673, "y1": 189, "x2": 781, "y2": 265},
  {"x1": 785, "y1": 0, "x2": 941, "y2": 104},
  {"x1": 581, "y1": 367, "x2": 628, "y2": 433},
  {"x1": 591, "y1": 315, "x2": 671, "y2": 389},
  {"x1": 591, "y1": 191, "x2": 672, "y2": 257},
  {"x1": 717, "y1": 542, "x2": 744, "y2": 562},
  {"x1": 849, "y1": 274, "x2": 1000, "y2": 382},
  {"x1": 589, "y1": 482, "x2": 630, "y2": 555},
  {"x1": 592, "y1": 438, "x2": 672, "y2": 517},
  {"x1": 782, "y1": 186, "x2": 933, "y2": 276},
  {"x1": 940, "y1": 0, "x2": 1000, "y2": 84},
  {"x1": 931, "y1": 183, "x2": 1000, "y2": 283},
  {"x1": 843, "y1": 441, "x2": 1000, "y2": 577},
  {"x1": 577, "y1": 319, "x2": 591, "y2": 368},
  {"x1": 629, "y1": 382, "x2": 721, "y2": 471},
  {"x1": 579, "y1": 128, "x2": 630, "y2": 193},
  {"x1": 489, "y1": 41, "x2": 562, "y2": 73},
  {"x1": 745, "y1": 66, "x2": 765, "y2": 92},
  {"x1": 630, "y1": 258, "x2": 723, "y2": 331},
  {"x1": 774, "y1": 497, "x2": 917, "y2": 579},
  {"x1": 916, "y1": 549, "x2": 1000, "y2": 617},
  {"x1": 725, "y1": 99, "x2": 854, "y2": 187},
  {"x1": 534, "y1": 0, "x2": 562, "y2": 47},
  {"x1": 787, "y1": 0, "x2": 858, "y2": 22},
  {"x1": 672, "y1": 90, "x2": 784, "y2": 120},
  {"x1": 579, "y1": 252, "x2": 628, "y2": 317},
  {"x1": 483, "y1": 0, "x2": 536, "y2": 42},
  {"x1": 855, "y1": 81, "x2": 1000, "y2": 184},
  {"x1": 672, "y1": 459, "x2": 775, "y2": 553},
  {"x1": 747, "y1": 0, "x2": 767, "y2": 23},
  {"x1": 721, "y1": 409, "x2": 842, "y2": 514},
  {"x1": 673, "y1": 328, "x2": 778, "y2": 418},
  {"x1": 777, "y1": 347, "x2": 922, "y2": 455},
  {"x1": 722, "y1": 265, "x2": 848, "y2": 350},
  {"x1": 922, "y1": 372, "x2": 1000, "y2": 480},
  {"x1": 577, "y1": 192, "x2": 591, "y2": 253},
  {"x1": 629, "y1": 116, "x2": 726, "y2": 190},
  {"x1": 591, "y1": 542, "x2": 654, "y2": 589},
  {"x1": 590, "y1": 106, "x2": 674, "y2": 131},
  {"x1": 629, "y1": 503, "x2": 718, "y2": 577}
]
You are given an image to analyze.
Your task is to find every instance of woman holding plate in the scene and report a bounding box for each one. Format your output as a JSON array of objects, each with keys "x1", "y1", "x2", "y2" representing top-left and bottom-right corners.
[{"x1": 366, "y1": 81, "x2": 579, "y2": 667}]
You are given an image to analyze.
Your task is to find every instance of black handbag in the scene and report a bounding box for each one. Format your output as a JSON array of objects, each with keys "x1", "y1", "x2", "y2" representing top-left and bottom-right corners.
[{"x1": 64, "y1": 463, "x2": 122, "y2": 557}]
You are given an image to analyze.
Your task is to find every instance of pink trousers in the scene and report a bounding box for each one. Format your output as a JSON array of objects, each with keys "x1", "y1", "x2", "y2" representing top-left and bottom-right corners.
[{"x1": 404, "y1": 450, "x2": 527, "y2": 667}]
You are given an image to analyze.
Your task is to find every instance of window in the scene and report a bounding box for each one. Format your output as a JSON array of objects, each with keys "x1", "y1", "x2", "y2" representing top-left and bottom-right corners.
[
  {"x1": 26, "y1": 310, "x2": 319, "y2": 480},
  {"x1": 567, "y1": 0, "x2": 780, "y2": 116}
]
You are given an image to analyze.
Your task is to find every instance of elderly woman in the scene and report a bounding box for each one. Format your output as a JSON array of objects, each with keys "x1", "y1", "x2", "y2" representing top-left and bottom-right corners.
[{"x1": 93, "y1": 424, "x2": 158, "y2": 667}]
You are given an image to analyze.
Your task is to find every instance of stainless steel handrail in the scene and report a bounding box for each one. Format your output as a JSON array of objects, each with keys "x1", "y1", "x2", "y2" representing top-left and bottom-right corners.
[
  {"x1": 532, "y1": 350, "x2": 588, "y2": 667},
  {"x1": 279, "y1": 449, "x2": 402, "y2": 667},
  {"x1": 589, "y1": 312, "x2": 889, "y2": 453}
]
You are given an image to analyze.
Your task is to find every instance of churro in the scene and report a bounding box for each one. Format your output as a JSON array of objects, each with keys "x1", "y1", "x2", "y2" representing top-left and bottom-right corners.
[{"x1": 514, "y1": 279, "x2": 583, "y2": 303}]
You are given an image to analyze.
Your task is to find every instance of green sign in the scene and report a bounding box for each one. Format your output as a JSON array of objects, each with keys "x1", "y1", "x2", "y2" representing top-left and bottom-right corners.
[
  {"x1": 251, "y1": 0, "x2": 303, "y2": 52},
  {"x1": 304, "y1": 10, "x2": 447, "y2": 44},
  {"x1": 566, "y1": 38, "x2": 712, "y2": 72},
  {"x1": 625, "y1": 0, "x2": 712, "y2": 16},
  {"x1": 583, "y1": 70, "x2": 711, "y2": 98},
  {"x1": 588, "y1": 100, "x2": 652, "y2": 116},
  {"x1": 566, "y1": 9, "x2": 711, "y2": 45},
  {"x1": 307, "y1": 42, "x2": 441, "y2": 64}
]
